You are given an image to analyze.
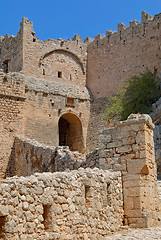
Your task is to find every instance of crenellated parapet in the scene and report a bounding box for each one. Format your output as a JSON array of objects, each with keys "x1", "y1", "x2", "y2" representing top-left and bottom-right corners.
[{"x1": 90, "y1": 11, "x2": 161, "y2": 47}]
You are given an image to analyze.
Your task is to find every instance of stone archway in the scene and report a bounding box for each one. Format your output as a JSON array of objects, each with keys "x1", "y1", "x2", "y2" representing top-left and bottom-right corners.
[{"x1": 58, "y1": 113, "x2": 85, "y2": 153}]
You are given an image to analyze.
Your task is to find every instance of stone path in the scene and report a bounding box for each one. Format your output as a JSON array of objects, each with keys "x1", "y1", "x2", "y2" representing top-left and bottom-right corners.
[{"x1": 105, "y1": 227, "x2": 161, "y2": 240}]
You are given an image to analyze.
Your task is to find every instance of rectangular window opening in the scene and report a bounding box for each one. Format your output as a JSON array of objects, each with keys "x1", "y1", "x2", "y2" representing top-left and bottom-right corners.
[
  {"x1": 42, "y1": 205, "x2": 52, "y2": 232},
  {"x1": 0, "y1": 216, "x2": 6, "y2": 239},
  {"x1": 58, "y1": 71, "x2": 62, "y2": 78},
  {"x1": 66, "y1": 97, "x2": 75, "y2": 107},
  {"x1": 3, "y1": 60, "x2": 9, "y2": 73},
  {"x1": 43, "y1": 69, "x2": 45, "y2": 75}
]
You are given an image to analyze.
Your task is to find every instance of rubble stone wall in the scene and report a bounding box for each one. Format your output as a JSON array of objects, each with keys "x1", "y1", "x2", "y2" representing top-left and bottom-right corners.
[
  {"x1": 0, "y1": 169, "x2": 123, "y2": 240},
  {"x1": 98, "y1": 114, "x2": 159, "y2": 228},
  {"x1": 11, "y1": 137, "x2": 99, "y2": 177}
]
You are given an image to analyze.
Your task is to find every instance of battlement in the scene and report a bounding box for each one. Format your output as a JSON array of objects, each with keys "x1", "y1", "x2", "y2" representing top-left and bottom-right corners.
[
  {"x1": 91, "y1": 11, "x2": 161, "y2": 46},
  {"x1": 87, "y1": 11, "x2": 161, "y2": 98}
]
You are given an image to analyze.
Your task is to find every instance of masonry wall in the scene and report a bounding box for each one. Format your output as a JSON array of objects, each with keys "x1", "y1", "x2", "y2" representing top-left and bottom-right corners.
[
  {"x1": 0, "y1": 21, "x2": 23, "y2": 72},
  {"x1": 11, "y1": 137, "x2": 99, "y2": 177},
  {"x1": 0, "y1": 169, "x2": 123, "y2": 240},
  {"x1": 87, "y1": 11, "x2": 161, "y2": 98},
  {"x1": 23, "y1": 75, "x2": 91, "y2": 152},
  {"x1": 98, "y1": 114, "x2": 159, "y2": 228},
  {"x1": 0, "y1": 72, "x2": 26, "y2": 179},
  {"x1": 21, "y1": 17, "x2": 87, "y2": 86},
  {"x1": 0, "y1": 70, "x2": 92, "y2": 178}
]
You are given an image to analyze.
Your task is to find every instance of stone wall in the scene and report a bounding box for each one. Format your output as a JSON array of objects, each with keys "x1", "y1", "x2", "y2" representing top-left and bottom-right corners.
[
  {"x1": 0, "y1": 72, "x2": 26, "y2": 179},
  {"x1": 0, "y1": 22, "x2": 23, "y2": 73},
  {"x1": 98, "y1": 114, "x2": 159, "y2": 228},
  {"x1": 10, "y1": 137, "x2": 99, "y2": 177},
  {"x1": 87, "y1": 11, "x2": 161, "y2": 98},
  {"x1": 0, "y1": 71, "x2": 91, "y2": 178},
  {"x1": 19, "y1": 17, "x2": 87, "y2": 87},
  {"x1": 23, "y1": 75, "x2": 91, "y2": 151},
  {"x1": 150, "y1": 89, "x2": 161, "y2": 178},
  {"x1": 0, "y1": 169, "x2": 123, "y2": 240}
]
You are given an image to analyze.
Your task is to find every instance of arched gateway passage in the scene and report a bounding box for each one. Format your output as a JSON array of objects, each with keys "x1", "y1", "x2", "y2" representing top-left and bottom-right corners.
[{"x1": 58, "y1": 113, "x2": 84, "y2": 153}]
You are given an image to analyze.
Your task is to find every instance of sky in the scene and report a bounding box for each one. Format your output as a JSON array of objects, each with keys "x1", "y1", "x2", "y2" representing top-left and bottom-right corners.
[{"x1": 0, "y1": 0, "x2": 160, "y2": 41}]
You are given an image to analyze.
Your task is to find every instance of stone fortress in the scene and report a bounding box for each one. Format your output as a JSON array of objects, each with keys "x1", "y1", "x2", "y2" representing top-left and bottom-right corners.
[{"x1": 0, "y1": 11, "x2": 161, "y2": 239}]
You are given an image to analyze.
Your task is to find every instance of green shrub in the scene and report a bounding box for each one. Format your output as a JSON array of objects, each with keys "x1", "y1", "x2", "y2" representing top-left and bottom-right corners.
[{"x1": 104, "y1": 70, "x2": 160, "y2": 122}]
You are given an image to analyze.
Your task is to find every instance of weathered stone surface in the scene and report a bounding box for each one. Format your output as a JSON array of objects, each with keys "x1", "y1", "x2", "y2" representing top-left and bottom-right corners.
[{"x1": 0, "y1": 169, "x2": 123, "y2": 239}]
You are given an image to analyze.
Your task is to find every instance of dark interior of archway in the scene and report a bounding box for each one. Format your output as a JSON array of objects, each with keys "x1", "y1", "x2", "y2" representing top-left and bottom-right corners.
[
  {"x1": 59, "y1": 118, "x2": 70, "y2": 147},
  {"x1": 58, "y1": 114, "x2": 84, "y2": 153}
]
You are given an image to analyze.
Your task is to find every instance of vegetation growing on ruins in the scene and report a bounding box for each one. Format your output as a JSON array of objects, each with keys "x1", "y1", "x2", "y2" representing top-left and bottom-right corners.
[{"x1": 104, "y1": 70, "x2": 160, "y2": 122}]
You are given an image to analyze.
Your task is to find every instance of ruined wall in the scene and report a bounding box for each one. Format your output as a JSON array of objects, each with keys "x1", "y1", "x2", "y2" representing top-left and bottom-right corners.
[
  {"x1": 150, "y1": 87, "x2": 161, "y2": 178},
  {"x1": 98, "y1": 114, "x2": 159, "y2": 228},
  {"x1": 11, "y1": 137, "x2": 99, "y2": 177},
  {"x1": 87, "y1": 11, "x2": 161, "y2": 98},
  {"x1": 0, "y1": 72, "x2": 26, "y2": 179},
  {"x1": 0, "y1": 169, "x2": 123, "y2": 240},
  {"x1": 0, "y1": 21, "x2": 23, "y2": 72}
]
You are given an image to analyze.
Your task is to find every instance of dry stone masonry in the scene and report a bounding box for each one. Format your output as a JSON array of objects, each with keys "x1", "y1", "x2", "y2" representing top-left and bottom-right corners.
[
  {"x1": 0, "y1": 11, "x2": 161, "y2": 238},
  {"x1": 0, "y1": 169, "x2": 123, "y2": 240},
  {"x1": 99, "y1": 114, "x2": 159, "y2": 228}
]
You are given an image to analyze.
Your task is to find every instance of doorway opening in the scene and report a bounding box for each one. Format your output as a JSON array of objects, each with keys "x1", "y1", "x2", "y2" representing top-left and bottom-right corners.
[{"x1": 58, "y1": 113, "x2": 84, "y2": 153}]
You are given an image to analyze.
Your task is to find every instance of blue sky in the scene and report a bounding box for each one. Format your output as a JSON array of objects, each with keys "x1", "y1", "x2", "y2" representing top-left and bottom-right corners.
[{"x1": 0, "y1": 0, "x2": 160, "y2": 41}]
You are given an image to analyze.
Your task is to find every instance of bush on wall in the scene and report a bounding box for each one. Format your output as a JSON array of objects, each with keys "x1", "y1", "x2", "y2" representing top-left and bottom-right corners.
[{"x1": 104, "y1": 70, "x2": 160, "y2": 122}]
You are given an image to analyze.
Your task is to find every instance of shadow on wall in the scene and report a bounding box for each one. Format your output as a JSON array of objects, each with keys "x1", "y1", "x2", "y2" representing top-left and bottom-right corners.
[{"x1": 5, "y1": 139, "x2": 16, "y2": 178}]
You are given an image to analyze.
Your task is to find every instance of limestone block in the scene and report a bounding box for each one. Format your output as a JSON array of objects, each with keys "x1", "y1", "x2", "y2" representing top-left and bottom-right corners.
[
  {"x1": 127, "y1": 159, "x2": 147, "y2": 174},
  {"x1": 99, "y1": 134, "x2": 111, "y2": 143},
  {"x1": 106, "y1": 141, "x2": 122, "y2": 149},
  {"x1": 116, "y1": 145, "x2": 132, "y2": 153},
  {"x1": 22, "y1": 202, "x2": 29, "y2": 211},
  {"x1": 0, "y1": 205, "x2": 8, "y2": 216}
]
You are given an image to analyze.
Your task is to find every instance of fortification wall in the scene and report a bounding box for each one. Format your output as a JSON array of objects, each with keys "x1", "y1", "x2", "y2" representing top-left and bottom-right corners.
[
  {"x1": 23, "y1": 75, "x2": 91, "y2": 152},
  {"x1": 0, "y1": 169, "x2": 123, "y2": 239},
  {"x1": 20, "y1": 17, "x2": 87, "y2": 86},
  {"x1": 0, "y1": 71, "x2": 92, "y2": 178},
  {"x1": 87, "y1": 11, "x2": 161, "y2": 98},
  {"x1": 0, "y1": 22, "x2": 23, "y2": 72},
  {"x1": 98, "y1": 114, "x2": 159, "y2": 228},
  {"x1": 0, "y1": 17, "x2": 88, "y2": 86}
]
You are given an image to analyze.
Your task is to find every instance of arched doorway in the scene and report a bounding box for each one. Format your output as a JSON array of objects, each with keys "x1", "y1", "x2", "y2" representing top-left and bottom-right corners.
[{"x1": 58, "y1": 113, "x2": 85, "y2": 153}]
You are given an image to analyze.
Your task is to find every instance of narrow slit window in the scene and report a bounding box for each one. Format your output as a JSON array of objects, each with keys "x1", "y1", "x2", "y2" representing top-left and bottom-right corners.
[
  {"x1": 42, "y1": 205, "x2": 52, "y2": 231},
  {"x1": 58, "y1": 71, "x2": 62, "y2": 78},
  {"x1": 43, "y1": 69, "x2": 45, "y2": 75},
  {"x1": 106, "y1": 183, "x2": 111, "y2": 206},
  {"x1": 85, "y1": 185, "x2": 90, "y2": 208}
]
